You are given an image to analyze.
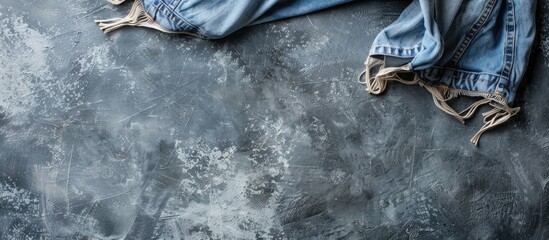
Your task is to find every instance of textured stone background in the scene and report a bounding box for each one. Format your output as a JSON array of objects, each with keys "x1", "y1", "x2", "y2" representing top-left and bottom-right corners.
[{"x1": 1, "y1": 0, "x2": 549, "y2": 239}]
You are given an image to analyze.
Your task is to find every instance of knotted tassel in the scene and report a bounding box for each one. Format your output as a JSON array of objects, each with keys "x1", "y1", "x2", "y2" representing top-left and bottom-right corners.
[
  {"x1": 361, "y1": 57, "x2": 417, "y2": 95},
  {"x1": 419, "y1": 82, "x2": 466, "y2": 124},
  {"x1": 95, "y1": 0, "x2": 177, "y2": 34},
  {"x1": 471, "y1": 104, "x2": 520, "y2": 145}
]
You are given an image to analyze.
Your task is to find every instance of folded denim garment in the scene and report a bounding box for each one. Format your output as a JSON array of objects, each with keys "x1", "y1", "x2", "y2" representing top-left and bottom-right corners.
[
  {"x1": 96, "y1": 0, "x2": 353, "y2": 37},
  {"x1": 97, "y1": 0, "x2": 536, "y2": 145},
  {"x1": 362, "y1": 0, "x2": 536, "y2": 145}
]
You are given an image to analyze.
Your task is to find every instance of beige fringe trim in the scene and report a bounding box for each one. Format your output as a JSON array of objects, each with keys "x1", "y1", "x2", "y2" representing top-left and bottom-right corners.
[
  {"x1": 359, "y1": 56, "x2": 520, "y2": 146},
  {"x1": 95, "y1": 0, "x2": 178, "y2": 34}
]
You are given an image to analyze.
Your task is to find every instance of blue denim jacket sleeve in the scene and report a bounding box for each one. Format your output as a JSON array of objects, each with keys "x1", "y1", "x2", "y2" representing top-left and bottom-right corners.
[{"x1": 97, "y1": 0, "x2": 536, "y2": 145}]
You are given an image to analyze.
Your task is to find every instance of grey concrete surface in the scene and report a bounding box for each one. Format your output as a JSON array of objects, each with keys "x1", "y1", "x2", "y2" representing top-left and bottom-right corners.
[{"x1": 1, "y1": 0, "x2": 549, "y2": 239}]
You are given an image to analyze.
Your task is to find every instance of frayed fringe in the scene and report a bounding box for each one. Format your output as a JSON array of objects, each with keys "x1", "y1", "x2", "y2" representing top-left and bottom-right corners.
[
  {"x1": 95, "y1": 0, "x2": 177, "y2": 34},
  {"x1": 360, "y1": 56, "x2": 519, "y2": 146},
  {"x1": 470, "y1": 103, "x2": 519, "y2": 145}
]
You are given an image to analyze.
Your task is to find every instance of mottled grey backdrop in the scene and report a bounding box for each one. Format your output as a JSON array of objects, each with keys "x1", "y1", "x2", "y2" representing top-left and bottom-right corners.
[{"x1": 1, "y1": 0, "x2": 549, "y2": 239}]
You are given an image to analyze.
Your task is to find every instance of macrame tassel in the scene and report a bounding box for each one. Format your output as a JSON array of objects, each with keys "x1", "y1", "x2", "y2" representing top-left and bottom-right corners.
[
  {"x1": 361, "y1": 57, "x2": 387, "y2": 94},
  {"x1": 362, "y1": 57, "x2": 417, "y2": 95},
  {"x1": 95, "y1": 0, "x2": 177, "y2": 34},
  {"x1": 419, "y1": 82, "x2": 466, "y2": 124},
  {"x1": 458, "y1": 98, "x2": 491, "y2": 120},
  {"x1": 360, "y1": 55, "x2": 520, "y2": 145},
  {"x1": 470, "y1": 104, "x2": 520, "y2": 145},
  {"x1": 361, "y1": 57, "x2": 464, "y2": 123}
]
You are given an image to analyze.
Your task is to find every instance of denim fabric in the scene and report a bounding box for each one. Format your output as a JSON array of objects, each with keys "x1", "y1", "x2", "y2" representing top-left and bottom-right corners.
[
  {"x1": 362, "y1": 0, "x2": 536, "y2": 144},
  {"x1": 141, "y1": 0, "x2": 353, "y2": 38},
  {"x1": 369, "y1": 0, "x2": 536, "y2": 106},
  {"x1": 100, "y1": 0, "x2": 536, "y2": 144}
]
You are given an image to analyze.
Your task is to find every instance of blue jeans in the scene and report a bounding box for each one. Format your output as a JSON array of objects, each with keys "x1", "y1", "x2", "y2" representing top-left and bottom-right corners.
[{"x1": 97, "y1": 0, "x2": 536, "y2": 145}]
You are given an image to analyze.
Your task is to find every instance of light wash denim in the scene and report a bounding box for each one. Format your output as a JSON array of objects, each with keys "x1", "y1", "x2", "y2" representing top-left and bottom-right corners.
[
  {"x1": 137, "y1": 0, "x2": 353, "y2": 38},
  {"x1": 97, "y1": 0, "x2": 536, "y2": 145}
]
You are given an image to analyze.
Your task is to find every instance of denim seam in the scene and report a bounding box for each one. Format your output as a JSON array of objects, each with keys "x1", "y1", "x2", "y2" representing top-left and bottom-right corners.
[
  {"x1": 427, "y1": 66, "x2": 507, "y2": 80},
  {"x1": 496, "y1": 0, "x2": 516, "y2": 100},
  {"x1": 157, "y1": 3, "x2": 202, "y2": 35},
  {"x1": 151, "y1": 1, "x2": 208, "y2": 38},
  {"x1": 503, "y1": 0, "x2": 517, "y2": 79},
  {"x1": 168, "y1": 0, "x2": 232, "y2": 38},
  {"x1": 421, "y1": 68, "x2": 501, "y2": 84},
  {"x1": 448, "y1": 0, "x2": 497, "y2": 67},
  {"x1": 368, "y1": 53, "x2": 415, "y2": 59},
  {"x1": 370, "y1": 44, "x2": 423, "y2": 50},
  {"x1": 168, "y1": 0, "x2": 180, "y2": 8}
]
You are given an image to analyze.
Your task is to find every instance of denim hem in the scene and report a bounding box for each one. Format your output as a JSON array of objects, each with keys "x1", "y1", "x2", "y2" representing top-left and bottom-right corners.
[
  {"x1": 367, "y1": 49, "x2": 513, "y2": 104},
  {"x1": 369, "y1": 44, "x2": 422, "y2": 59},
  {"x1": 364, "y1": 55, "x2": 511, "y2": 105},
  {"x1": 143, "y1": 0, "x2": 207, "y2": 38},
  {"x1": 361, "y1": 55, "x2": 519, "y2": 145},
  {"x1": 418, "y1": 66, "x2": 512, "y2": 104}
]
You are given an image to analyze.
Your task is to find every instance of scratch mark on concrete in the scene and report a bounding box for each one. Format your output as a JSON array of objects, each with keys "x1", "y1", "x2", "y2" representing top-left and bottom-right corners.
[
  {"x1": 66, "y1": 144, "x2": 74, "y2": 213},
  {"x1": 307, "y1": 15, "x2": 318, "y2": 29},
  {"x1": 409, "y1": 140, "x2": 416, "y2": 189},
  {"x1": 114, "y1": 104, "x2": 157, "y2": 123}
]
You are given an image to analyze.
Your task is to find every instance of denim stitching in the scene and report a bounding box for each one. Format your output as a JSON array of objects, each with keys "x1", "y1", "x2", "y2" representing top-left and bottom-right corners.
[
  {"x1": 168, "y1": 0, "x2": 180, "y2": 8},
  {"x1": 154, "y1": 2, "x2": 207, "y2": 38},
  {"x1": 369, "y1": 44, "x2": 423, "y2": 58},
  {"x1": 496, "y1": 0, "x2": 516, "y2": 98},
  {"x1": 448, "y1": 0, "x2": 497, "y2": 67},
  {"x1": 156, "y1": 2, "x2": 213, "y2": 38},
  {"x1": 427, "y1": 66, "x2": 507, "y2": 79},
  {"x1": 370, "y1": 44, "x2": 423, "y2": 50},
  {"x1": 421, "y1": 68, "x2": 501, "y2": 85}
]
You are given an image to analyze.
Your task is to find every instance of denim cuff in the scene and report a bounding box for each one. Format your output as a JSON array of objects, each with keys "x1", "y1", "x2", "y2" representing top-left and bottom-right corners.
[
  {"x1": 419, "y1": 66, "x2": 513, "y2": 105},
  {"x1": 143, "y1": 0, "x2": 206, "y2": 38}
]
